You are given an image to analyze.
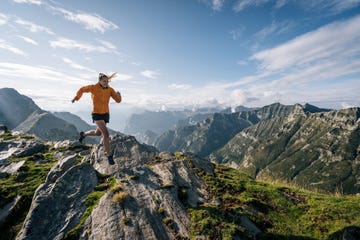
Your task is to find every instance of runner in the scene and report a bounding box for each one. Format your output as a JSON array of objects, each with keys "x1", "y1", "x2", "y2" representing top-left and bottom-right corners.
[{"x1": 71, "y1": 72, "x2": 121, "y2": 165}]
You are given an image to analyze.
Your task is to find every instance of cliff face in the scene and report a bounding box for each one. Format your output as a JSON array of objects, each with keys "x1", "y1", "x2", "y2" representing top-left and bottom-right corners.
[
  {"x1": 215, "y1": 107, "x2": 360, "y2": 194},
  {"x1": 1, "y1": 133, "x2": 212, "y2": 240},
  {"x1": 80, "y1": 135, "x2": 212, "y2": 240},
  {"x1": 0, "y1": 88, "x2": 121, "y2": 143}
]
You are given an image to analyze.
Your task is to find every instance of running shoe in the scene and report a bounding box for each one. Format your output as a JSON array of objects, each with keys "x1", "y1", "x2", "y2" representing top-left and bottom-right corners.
[
  {"x1": 79, "y1": 132, "x2": 85, "y2": 143},
  {"x1": 107, "y1": 155, "x2": 115, "y2": 165}
]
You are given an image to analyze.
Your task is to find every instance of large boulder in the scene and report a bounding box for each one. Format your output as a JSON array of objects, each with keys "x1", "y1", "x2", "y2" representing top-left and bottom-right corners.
[{"x1": 16, "y1": 155, "x2": 98, "y2": 240}]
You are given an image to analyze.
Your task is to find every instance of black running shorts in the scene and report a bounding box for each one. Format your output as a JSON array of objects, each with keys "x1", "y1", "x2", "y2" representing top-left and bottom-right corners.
[{"x1": 92, "y1": 113, "x2": 110, "y2": 123}]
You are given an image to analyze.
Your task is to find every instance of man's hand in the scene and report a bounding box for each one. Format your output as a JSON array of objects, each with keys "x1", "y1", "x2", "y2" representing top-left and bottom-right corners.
[{"x1": 116, "y1": 91, "x2": 121, "y2": 97}]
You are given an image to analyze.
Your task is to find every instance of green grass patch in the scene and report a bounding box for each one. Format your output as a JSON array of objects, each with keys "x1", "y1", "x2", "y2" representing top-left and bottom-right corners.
[
  {"x1": 64, "y1": 175, "x2": 116, "y2": 240},
  {"x1": 189, "y1": 164, "x2": 360, "y2": 240},
  {"x1": 0, "y1": 153, "x2": 56, "y2": 239}
]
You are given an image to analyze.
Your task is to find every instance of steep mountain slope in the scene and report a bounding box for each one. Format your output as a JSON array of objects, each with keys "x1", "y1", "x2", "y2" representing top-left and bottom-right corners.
[
  {"x1": 123, "y1": 106, "x2": 250, "y2": 145},
  {"x1": 0, "y1": 88, "x2": 40, "y2": 129},
  {"x1": 215, "y1": 107, "x2": 360, "y2": 194},
  {"x1": 124, "y1": 110, "x2": 189, "y2": 136},
  {"x1": 53, "y1": 111, "x2": 95, "y2": 133},
  {"x1": 14, "y1": 110, "x2": 79, "y2": 141},
  {"x1": 154, "y1": 111, "x2": 259, "y2": 157},
  {"x1": 154, "y1": 103, "x2": 328, "y2": 158},
  {"x1": 1, "y1": 131, "x2": 359, "y2": 240},
  {"x1": 0, "y1": 88, "x2": 87, "y2": 141}
]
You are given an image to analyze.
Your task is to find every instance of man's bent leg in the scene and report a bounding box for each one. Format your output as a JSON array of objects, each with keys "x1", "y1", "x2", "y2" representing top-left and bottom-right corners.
[
  {"x1": 84, "y1": 128, "x2": 102, "y2": 137},
  {"x1": 94, "y1": 120, "x2": 111, "y2": 156}
]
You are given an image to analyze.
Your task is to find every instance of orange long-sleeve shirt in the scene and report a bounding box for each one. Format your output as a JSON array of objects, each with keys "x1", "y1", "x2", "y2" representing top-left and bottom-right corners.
[{"x1": 74, "y1": 83, "x2": 122, "y2": 114}]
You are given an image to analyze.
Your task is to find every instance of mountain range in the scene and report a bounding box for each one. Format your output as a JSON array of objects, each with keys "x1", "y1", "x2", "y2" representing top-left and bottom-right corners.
[
  {"x1": 123, "y1": 105, "x2": 253, "y2": 144},
  {"x1": 126, "y1": 102, "x2": 359, "y2": 194}
]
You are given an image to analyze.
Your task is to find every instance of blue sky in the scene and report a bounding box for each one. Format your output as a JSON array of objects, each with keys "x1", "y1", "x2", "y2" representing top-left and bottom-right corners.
[{"x1": 1, "y1": 0, "x2": 360, "y2": 120}]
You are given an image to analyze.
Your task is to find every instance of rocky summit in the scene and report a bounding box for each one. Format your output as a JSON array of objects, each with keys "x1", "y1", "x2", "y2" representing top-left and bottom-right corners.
[
  {"x1": 1, "y1": 131, "x2": 360, "y2": 240},
  {"x1": 1, "y1": 131, "x2": 214, "y2": 240}
]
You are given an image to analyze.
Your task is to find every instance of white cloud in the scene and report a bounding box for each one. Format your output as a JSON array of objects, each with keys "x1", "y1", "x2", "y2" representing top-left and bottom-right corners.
[
  {"x1": 274, "y1": 0, "x2": 288, "y2": 8},
  {"x1": 298, "y1": 0, "x2": 360, "y2": 14},
  {"x1": 212, "y1": 0, "x2": 225, "y2": 11},
  {"x1": 15, "y1": 18, "x2": 54, "y2": 34},
  {"x1": 0, "y1": 62, "x2": 80, "y2": 83},
  {"x1": 0, "y1": 13, "x2": 10, "y2": 25},
  {"x1": 50, "y1": 37, "x2": 114, "y2": 53},
  {"x1": 49, "y1": 6, "x2": 118, "y2": 33},
  {"x1": 18, "y1": 35, "x2": 38, "y2": 45},
  {"x1": 331, "y1": 0, "x2": 360, "y2": 13},
  {"x1": 13, "y1": 0, "x2": 42, "y2": 5},
  {"x1": 168, "y1": 83, "x2": 192, "y2": 90},
  {"x1": 14, "y1": 0, "x2": 118, "y2": 33},
  {"x1": 229, "y1": 89, "x2": 247, "y2": 105},
  {"x1": 164, "y1": 14, "x2": 360, "y2": 109},
  {"x1": 131, "y1": 61, "x2": 142, "y2": 66},
  {"x1": 272, "y1": 58, "x2": 360, "y2": 87},
  {"x1": 251, "y1": 14, "x2": 360, "y2": 72},
  {"x1": 141, "y1": 70, "x2": 160, "y2": 79},
  {"x1": 97, "y1": 40, "x2": 117, "y2": 50},
  {"x1": 200, "y1": 0, "x2": 225, "y2": 11},
  {"x1": 61, "y1": 58, "x2": 95, "y2": 72},
  {"x1": 0, "y1": 39, "x2": 27, "y2": 56},
  {"x1": 229, "y1": 25, "x2": 246, "y2": 40},
  {"x1": 115, "y1": 73, "x2": 134, "y2": 81},
  {"x1": 0, "y1": 62, "x2": 92, "y2": 111},
  {"x1": 232, "y1": 0, "x2": 360, "y2": 13},
  {"x1": 254, "y1": 20, "x2": 295, "y2": 40},
  {"x1": 233, "y1": 0, "x2": 270, "y2": 12}
]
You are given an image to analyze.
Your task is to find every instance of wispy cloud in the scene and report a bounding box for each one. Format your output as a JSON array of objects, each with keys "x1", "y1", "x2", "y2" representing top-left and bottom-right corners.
[
  {"x1": 0, "y1": 13, "x2": 10, "y2": 25},
  {"x1": 200, "y1": 0, "x2": 226, "y2": 11},
  {"x1": 222, "y1": 14, "x2": 360, "y2": 108},
  {"x1": 254, "y1": 20, "x2": 295, "y2": 40},
  {"x1": 0, "y1": 39, "x2": 27, "y2": 56},
  {"x1": 13, "y1": 0, "x2": 118, "y2": 33},
  {"x1": 212, "y1": 0, "x2": 225, "y2": 11},
  {"x1": 61, "y1": 57, "x2": 95, "y2": 72},
  {"x1": 0, "y1": 62, "x2": 79, "y2": 82},
  {"x1": 97, "y1": 40, "x2": 117, "y2": 50},
  {"x1": 18, "y1": 35, "x2": 38, "y2": 45},
  {"x1": 14, "y1": 18, "x2": 54, "y2": 34},
  {"x1": 251, "y1": 14, "x2": 360, "y2": 72},
  {"x1": 13, "y1": 0, "x2": 42, "y2": 5},
  {"x1": 297, "y1": 0, "x2": 360, "y2": 14},
  {"x1": 233, "y1": 0, "x2": 271, "y2": 13},
  {"x1": 168, "y1": 83, "x2": 192, "y2": 90},
  {"x1": 50, "y1": 37, "x2": 115, "y2": 53},
  {"x1": 331, "y1": 0, "x2": 360, "y2": 13},
  {"x1": 141, "y1": 70, "x2": 160, "y2": 79},
  {"x1": 114, "y1": 73, "x2": 134, "y2": 81},
  {"x1": 174, "y1": 14, "x2": 360, "y2": 109},
  {"x1": 232, "y1": 0, "x2": 360, "y2": 13},
  {"x1": 48, "y1": 6, "x2": 118, "y2": 33},
  {"x1": 229, "y1": 25, "x2": 246, "y2": 40}
]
